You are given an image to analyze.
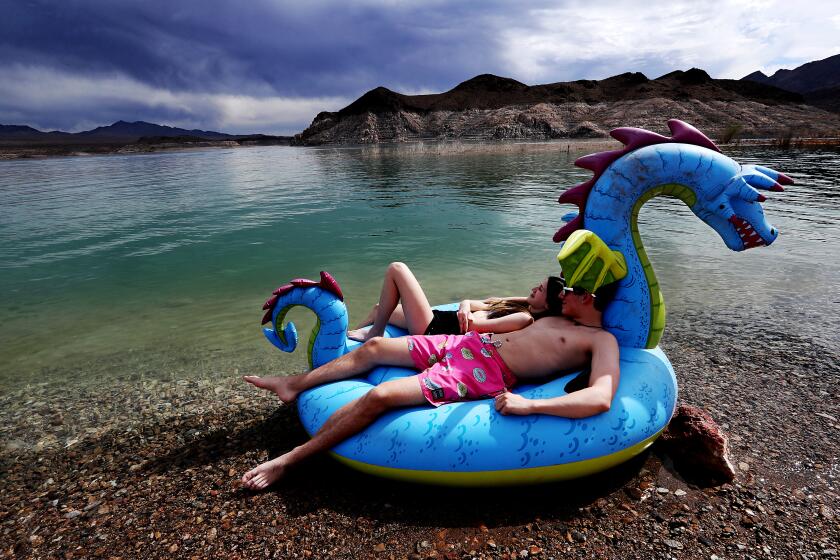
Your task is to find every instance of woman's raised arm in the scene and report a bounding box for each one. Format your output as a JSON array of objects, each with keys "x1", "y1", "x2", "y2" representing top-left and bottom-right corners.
[{"x1": 467, "y1": 312, "x2": 534, "y2": 334}]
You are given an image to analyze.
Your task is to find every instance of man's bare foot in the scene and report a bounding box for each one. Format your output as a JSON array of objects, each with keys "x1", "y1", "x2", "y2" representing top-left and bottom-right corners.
[
  {"x1": 241, "y1": 456, "x2": 288, "y2": 490},
  {"x1": 242, "y1": 375, "x2": 300, "y2": 402},
  {"x1": 346, "y1": 326, "x2": 372, "y2": 342}
]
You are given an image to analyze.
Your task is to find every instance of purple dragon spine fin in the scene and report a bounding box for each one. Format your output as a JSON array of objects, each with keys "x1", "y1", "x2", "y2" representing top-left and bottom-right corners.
[
  {"x1": 667, "y1": 119, "x2": 720, "y2": 153},
  {"x1": 272, "y1": 283, "x2": 294, "y2": 296},
  {"x1": 554, "y1": 180, "x2": 594, "y2": 241},
  {"x1": 263, "y1": 294, "x2": 279, "y2": 310},
  {"x1": 261, "y1": 308, "x2": 273, "y2": 325},
  {"x1": 318, "y1": 271, "x2": 344, "y2": 301},
  {"x1": 553, "y1": 215, "x2": 583, "y2": 243},
  {"x1": 575, "y1": 150, "x2": 625, "y2": 175},
  {"x1": 610, "y1": 127, "x2": 669, "y2": 150}
]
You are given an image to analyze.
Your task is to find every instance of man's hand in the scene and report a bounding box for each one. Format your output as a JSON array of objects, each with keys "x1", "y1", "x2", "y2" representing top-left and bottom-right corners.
[{"x1": 494, "y1": 391, "x2": 533, "y2": 415}]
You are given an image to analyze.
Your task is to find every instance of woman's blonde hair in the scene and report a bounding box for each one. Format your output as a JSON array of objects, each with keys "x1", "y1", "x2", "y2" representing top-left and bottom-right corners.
[{"x1": 484, "y1": 298, "x2": 532, "y2": 319}]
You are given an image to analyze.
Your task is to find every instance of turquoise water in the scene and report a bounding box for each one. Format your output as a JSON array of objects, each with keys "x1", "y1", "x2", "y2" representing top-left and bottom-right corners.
[{"x1": 1, "y1": 144, "x2": 838, "y2": 388}]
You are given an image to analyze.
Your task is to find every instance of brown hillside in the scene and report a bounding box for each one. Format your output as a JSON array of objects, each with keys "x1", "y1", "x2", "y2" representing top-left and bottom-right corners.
[{"x1": 297, "y1": 70, "x2": 838, "y2": 145}]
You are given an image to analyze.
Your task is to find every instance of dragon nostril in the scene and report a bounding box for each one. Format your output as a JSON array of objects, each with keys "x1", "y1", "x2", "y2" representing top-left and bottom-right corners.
[
  {"x1": 719, "y1": 204, "x2": 725, "y2": 209},
  {"x1": 771, "y1": 228, "x2": 776, "y2": 236}
]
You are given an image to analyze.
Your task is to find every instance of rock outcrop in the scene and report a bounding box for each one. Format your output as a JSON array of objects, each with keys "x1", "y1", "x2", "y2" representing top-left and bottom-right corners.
[{"x1": 296, "y1": 70, "x2": 840, "y2": 145}]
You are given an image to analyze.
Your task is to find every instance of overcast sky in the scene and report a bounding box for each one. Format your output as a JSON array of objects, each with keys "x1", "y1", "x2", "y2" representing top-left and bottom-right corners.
[{"x1": 1, "y1": 0, "x2": 837, "y2": 135}]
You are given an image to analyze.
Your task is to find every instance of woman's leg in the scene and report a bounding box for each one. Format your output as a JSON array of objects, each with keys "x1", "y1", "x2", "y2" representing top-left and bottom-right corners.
[
  {"x1": 349, "y1": 262, "x2": 434, "y2": 341},
  {"x1": 352, "y1": 303, "x2": 408, "y2": 330}
]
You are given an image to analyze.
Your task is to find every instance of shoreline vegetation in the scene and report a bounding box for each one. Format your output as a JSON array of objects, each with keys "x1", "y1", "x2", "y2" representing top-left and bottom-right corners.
[
  {"x1": 2, "y1": 135, "x2": 840, "y2": 161},
  {"x1": 1, "y1": 310, "x2": 838, "y2": 558}
]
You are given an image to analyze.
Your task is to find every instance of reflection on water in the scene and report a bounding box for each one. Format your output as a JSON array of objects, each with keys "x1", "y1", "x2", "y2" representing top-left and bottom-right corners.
[{"x1": 1, "y1": 143, "x2": 838, "y2": 387}]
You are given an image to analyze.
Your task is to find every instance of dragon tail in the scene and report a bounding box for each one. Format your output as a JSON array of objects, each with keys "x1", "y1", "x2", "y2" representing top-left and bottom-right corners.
[{"x1": 261, "y1": 271, "x2": 348, "y2": 369}]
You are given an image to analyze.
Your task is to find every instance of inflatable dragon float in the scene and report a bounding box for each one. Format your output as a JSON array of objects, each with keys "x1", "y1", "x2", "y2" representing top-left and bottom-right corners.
[{"x1": 260, "y1": 120, "x2": 791, "y2": 486}]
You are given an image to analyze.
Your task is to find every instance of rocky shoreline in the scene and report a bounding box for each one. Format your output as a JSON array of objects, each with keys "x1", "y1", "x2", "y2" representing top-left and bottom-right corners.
[
  {"x1": 3, "y1": 135, "x2": 839, "y2": 163},
  {"x1": 0, "y1": 136, "x2": 292, "y2": 160},
  {"x1": 1, "y1": 311, "x2": 838, "y2": 559}
]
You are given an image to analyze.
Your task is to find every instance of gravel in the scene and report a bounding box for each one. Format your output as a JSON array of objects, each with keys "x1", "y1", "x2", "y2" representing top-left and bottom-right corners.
[{"x1": 1, "y1": 312, "x2": 837, "y2": 559}]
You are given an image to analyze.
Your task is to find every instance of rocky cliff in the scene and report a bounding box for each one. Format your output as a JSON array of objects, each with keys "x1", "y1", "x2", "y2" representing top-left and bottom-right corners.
[{"x1": 296, "y1": 70, "x2": 840, "y2": 145}]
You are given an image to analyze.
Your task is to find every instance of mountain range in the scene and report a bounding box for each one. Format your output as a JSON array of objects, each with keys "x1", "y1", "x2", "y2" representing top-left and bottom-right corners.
[
  {"x1": 296, "y1": 56, "x2": 840, "y2": 145},
  {"x1": 0, "y1": 120, "x2": 240, "y2": 144},
  {"x1": 3, "y1": 55, "x2": 838, "y2": 150},
  {"x1": 741, "y1": 53, "x2": 840, "y2": 113}
]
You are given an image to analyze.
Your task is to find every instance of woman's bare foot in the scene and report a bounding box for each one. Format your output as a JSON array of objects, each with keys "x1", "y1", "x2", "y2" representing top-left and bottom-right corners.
[
  {"x1": 346, "y1": 326, "x2": 372, "y2": 342},
  {"x1": 242, "y1": 375, "x2": 301, "y2": 403},
  {"x1": 241, "y1": 456, "x2": 288, "y2": 490}
]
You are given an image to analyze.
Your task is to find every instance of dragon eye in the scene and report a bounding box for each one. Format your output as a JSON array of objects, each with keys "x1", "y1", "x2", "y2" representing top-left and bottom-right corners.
[{"x1": 719, "y1": 204, "x2": 725, "y2": 209}]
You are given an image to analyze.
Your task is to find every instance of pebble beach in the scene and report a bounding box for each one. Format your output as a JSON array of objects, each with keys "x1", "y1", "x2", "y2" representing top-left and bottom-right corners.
[
  {"x1": 2, "y1": 307, "x2": 838, "y2": 559},
  {"x1": 2, "y1": 141, "x2": 838, "y2": 559}
]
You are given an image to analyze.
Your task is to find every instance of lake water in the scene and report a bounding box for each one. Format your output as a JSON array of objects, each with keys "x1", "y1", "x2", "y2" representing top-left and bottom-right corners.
[{"x1": 1, "y1": 143, "x2": 838, "y2": 388}]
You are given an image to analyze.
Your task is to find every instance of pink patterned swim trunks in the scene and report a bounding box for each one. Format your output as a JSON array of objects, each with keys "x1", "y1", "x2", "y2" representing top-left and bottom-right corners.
[{"x1": 407, "y1": 331, "x2": 518, "y2": 406}]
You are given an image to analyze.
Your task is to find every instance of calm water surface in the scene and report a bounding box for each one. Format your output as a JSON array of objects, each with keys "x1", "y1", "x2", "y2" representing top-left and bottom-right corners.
[{"x1": 1, "y1": 143, "x2": 838, "y2": 388}]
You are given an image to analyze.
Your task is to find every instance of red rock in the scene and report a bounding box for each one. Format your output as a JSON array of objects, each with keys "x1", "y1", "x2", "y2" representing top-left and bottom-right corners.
[{"x1": 658, "y1": 404, "x2": 736, "y2": 483}]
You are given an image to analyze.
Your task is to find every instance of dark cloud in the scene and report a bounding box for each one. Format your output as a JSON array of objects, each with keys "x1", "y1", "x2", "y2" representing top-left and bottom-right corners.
[
  {"x1": 1, "y1": 0, "x2": 836, "y2": 134},
  {"x1": 0, "y1": 0, "x2": 522, "y2": 98}
]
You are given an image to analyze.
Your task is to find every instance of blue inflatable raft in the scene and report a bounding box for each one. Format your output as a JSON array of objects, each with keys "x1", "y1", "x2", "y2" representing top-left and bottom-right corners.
[{"x1": 261, "y1": 120, "x2": 791, "y2": 485}]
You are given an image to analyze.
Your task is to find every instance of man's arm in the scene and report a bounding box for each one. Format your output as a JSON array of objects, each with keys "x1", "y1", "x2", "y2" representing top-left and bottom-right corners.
[{"x1": 494, "y1": 331, "x2": 620, "y2": 418}]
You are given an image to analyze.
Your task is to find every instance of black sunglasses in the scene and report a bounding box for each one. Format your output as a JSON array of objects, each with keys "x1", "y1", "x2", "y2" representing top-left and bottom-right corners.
[{"x1": 548, "y1": 275, "x2": 595, "y2": 299}]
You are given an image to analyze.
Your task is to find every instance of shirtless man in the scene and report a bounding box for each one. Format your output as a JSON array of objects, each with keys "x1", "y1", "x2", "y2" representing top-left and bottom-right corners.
[{"x1": 241, "y1": 276, "x2": 620, "y2": 490}]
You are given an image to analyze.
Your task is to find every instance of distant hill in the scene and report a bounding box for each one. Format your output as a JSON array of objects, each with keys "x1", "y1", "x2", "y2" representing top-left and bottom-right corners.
[
  {"x1": 0, "y1": 121, "x2": 294, "y2": 158},
  {"x1": 0, "y1": 120, "x2": 236, "y2": 145},
  {"x1": 741, "y1": 54, "x2": 840, "y2": 113},
  {"x1": 76, "y1": 120, "x2": 234, "y2": 141},
  {"x1": 296, "y1": 68, "x2": 840, "y2": 145},
  {"x1": 742, "y1": 54, "x2": 840, "y2": 93}
]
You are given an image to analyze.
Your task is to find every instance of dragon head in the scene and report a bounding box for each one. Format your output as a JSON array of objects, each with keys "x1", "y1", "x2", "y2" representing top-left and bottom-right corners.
[
  {"x1": 695, "y1": 162, "x2": 793, "y2": 251},
  {"x1": 555, "y1": 120, "x2": 794, "y2": 253}
]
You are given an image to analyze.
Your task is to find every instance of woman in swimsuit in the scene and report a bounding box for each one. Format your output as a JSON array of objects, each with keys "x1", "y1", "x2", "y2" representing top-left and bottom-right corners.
[{"x1": 347, "y1": 262, "x2": 563, "y2": 342}]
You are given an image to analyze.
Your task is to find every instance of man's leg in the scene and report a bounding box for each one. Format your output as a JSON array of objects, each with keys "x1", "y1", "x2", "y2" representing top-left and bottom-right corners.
[
  {"x1": 241, "y1": 374, "x2": 426, "y2": 489},
  {"x1": 244, "y1": 336, "x2": 416, "y2": 402}
]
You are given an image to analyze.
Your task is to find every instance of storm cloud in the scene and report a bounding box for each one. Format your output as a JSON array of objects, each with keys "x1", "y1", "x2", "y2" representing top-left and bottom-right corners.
[{"x1": 1, "y1": 0, "x2": 838, "y2": 134}]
